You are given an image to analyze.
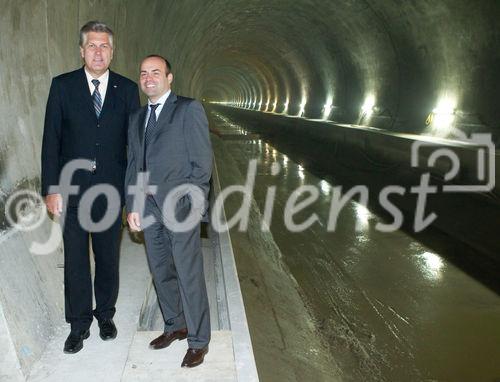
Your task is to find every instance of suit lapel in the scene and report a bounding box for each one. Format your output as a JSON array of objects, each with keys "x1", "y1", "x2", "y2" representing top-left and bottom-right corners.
[
  {"x1": 99, "y1": 71, "x2": 117, "y2": 120},
  {"x1": 137, "y1": 106, "x2": 148, "y2": 147},
  {"x1": 139, "y1": 92, "x2": 178, "y2": 153},
  {"x1": 153, "y1": 92, "x2": 178, "y2": 138},
  {"x1": 75, "y1": 67, "x2": 98, "y2": 122}
]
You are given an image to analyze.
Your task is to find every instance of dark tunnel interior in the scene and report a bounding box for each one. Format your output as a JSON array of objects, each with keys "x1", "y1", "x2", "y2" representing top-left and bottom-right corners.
[{"x1": 189, "y1": 1, "x2": 500, "y2": 140}]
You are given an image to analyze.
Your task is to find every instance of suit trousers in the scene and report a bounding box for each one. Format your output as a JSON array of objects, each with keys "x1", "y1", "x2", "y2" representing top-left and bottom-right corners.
[
  {"x1": 143, "y1": 195, "x2": 210, "y2": 349},
  {"x1": 62, "y1": 195, "x2": 121, "y2": 331}
]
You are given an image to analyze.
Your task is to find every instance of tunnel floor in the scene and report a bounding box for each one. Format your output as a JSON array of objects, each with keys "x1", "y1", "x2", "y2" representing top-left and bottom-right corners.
[
  {"x1": 27, "y1": 232, "x2": 239, "y2": 381},
  {"x1": 209, "y1": 108, "x2": 500, "y2": 381}
]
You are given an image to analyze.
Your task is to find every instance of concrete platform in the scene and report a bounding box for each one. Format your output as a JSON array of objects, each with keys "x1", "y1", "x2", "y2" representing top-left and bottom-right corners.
[
  {"x1": 122, "y1": 331, "x2": 236, "y2": 381},
  {"x1": 26, "y1": 232, "x2": 150, "y2": 382},
  {"x1": 24, "y1": 154, "x2": 258, "y2": 381}
]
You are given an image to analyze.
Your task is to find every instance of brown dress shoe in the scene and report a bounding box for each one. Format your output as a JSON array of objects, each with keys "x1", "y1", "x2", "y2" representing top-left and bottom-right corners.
[
  {"x1": 181, "y1": 346, "x2": 209, "y2": 368},
  {"x1": 149, "y1": 328, "x2": 188, "y2": 350}
]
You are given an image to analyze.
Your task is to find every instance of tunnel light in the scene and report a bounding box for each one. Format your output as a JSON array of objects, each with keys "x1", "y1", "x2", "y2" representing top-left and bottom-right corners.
[
  {"x1": 298, "y1": 99, "x2": 307, "y2": 117},
  {"x1": 319, "y1": 180, "x2": 330, "y2": 195},
  {"x1": 283, "y1": 101, "x2": 289, "y2": 114},
  {"x1": 258, "y1": 101, "x2": 262, "y2": 110},
  {"x1": 272, "y1": 100, "x2": 278, "y2": 112},
  {"x1": 297, "y1": 164, "x2": 305, "y2": 180},
  {"x1": 323, "y1": 102, "x2": 333, "y2": 120},
  {"x1": 430, "y1": 96, "x2": 456, "y2": 131},
  {"x1": 361, "y1": 95, "x2": 376, "y2": 116},
  {"x1": 283, "y1": 154, "x2": 288, "y2": 170},
  {"x1": 265, "y1": 100, "x2": 270, "y2": 111}
]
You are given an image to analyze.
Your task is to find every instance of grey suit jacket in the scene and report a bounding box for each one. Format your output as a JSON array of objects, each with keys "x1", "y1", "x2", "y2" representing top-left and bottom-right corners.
[{"x1": 125, "y1": 92, "x2": 212, "y2": 216}]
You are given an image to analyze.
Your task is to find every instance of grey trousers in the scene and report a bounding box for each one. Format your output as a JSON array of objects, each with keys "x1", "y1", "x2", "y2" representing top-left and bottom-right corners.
[{"x1": 143, "y1": 195, "x2": 210, "y2": 349}]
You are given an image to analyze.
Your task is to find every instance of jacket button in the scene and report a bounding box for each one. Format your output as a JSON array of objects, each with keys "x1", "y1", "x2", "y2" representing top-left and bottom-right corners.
[{"x1": 97, "y1": 124, "x2": 100, "y2": 128}]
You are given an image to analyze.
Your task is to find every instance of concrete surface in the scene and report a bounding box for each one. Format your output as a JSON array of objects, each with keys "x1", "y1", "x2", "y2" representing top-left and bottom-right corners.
[
  {"x1": 26, "y1": 231, "x2": 150, "y2": 381},
  {"x1": 26, "y1": 227, "x2": 245, "y2": 382},
  {"x1": 209, "y1": 108, "x2": 500, "y2": 381},
  {"x1": 213, "y1": 105, "x2": 500, "y2": 259},
  {"x1": 211, "y1": 131, "x2": 342, "y2": 381},
  {"x1": 138, "y1": 236, "x2": 230, "y2": 332},
  {"x1": 24, "y1": 154, "x2": 259, "y2": 382},
  {"x1": 122, "y1": 331, "x2": 236, "y2": 382},
  {"x1": 0, "y1": 302, "x2": 24, "y2": 381},
  {"x1": 0, "y1": 221, "x2": 64, "y2": 374}
]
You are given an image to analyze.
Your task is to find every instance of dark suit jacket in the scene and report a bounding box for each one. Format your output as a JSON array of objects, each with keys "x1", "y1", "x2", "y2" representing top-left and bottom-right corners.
[
  {"x1": 41, "y1": 67, "x2": 140, "y2": 206},
  {"x1": 125, "y1": 92, "x2": 212, "y2": 216}
]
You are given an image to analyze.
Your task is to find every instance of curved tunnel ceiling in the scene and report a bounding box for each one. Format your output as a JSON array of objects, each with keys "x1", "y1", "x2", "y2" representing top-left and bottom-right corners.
[
  {"x1": 0, "y1": 0, "x2": 499, "y2": 232},
  {"x1": 137, "y1": 0, "x2": 500, "y2": 139}
]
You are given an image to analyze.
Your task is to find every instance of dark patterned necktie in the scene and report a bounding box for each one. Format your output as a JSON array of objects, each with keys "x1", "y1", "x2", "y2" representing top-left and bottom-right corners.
[
  {"x1": 91, "y1": 79, "x2": 102, "y2": 117},
  {"x1": 143, "y1": 104, "x2": 160, "y2": 170},
  {"x1": 144, "y1": 104, "x2": 160, "y2": 147}
]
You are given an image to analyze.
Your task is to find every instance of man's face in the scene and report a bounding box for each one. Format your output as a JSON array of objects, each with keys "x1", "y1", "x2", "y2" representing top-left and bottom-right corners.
[
  {"x1": 140, "y1": 57, "x2": 173, "y2": 102},
  {"x1": 80, "y1": 32, "x2": 113, "y2": 77}
]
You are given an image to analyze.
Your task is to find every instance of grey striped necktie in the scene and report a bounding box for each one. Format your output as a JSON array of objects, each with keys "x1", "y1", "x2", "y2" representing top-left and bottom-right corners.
[{"x1": 91, "y1": 79, "x2": 102, "y2": 117}]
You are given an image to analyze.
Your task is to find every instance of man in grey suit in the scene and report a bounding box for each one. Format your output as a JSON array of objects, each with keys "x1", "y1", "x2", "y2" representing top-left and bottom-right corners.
[{"x1": 125, "y1": 55, "x2": 212, "y2": 368}]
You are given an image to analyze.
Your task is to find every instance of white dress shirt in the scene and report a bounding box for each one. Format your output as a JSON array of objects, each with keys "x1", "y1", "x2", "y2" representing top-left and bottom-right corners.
[
  {"x1": 144, "y1": 90, "x2": 171, "y2": 129},
  {"x1": 84, "y1": 68, "x2": 109, "y2": 102}
]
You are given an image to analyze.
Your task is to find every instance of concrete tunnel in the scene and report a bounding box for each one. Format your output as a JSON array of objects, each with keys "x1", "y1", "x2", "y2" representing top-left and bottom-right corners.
[{"x1": 1, "y1": 0, "x2": 500, "y2": 381}]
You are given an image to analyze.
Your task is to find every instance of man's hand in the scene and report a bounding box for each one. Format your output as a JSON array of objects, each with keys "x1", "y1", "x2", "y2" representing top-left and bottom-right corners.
[
  {"x1": 127, "y1": 212, "x2": 141, "y2": 231},
  {"x1": 44, "y1": 193, "x2": 63, "y2": 217}
]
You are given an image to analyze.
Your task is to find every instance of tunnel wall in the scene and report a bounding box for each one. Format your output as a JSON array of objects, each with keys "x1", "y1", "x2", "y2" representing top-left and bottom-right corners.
[
  {"x1": 0, "y1": 0, "x2": 221, "y2": 375},
  {"x1": 212, "y1": 105, "x2": 500, "y2": 258},
  {"x1": 195, "y1": 1, "x2": 500, "y2": 141},
  {"x1": 0, "y1": 0, "x2": 166, "y2": 376}
]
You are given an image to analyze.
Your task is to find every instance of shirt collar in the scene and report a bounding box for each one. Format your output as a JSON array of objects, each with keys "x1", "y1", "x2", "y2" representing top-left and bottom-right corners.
[
  {"x1": 148, "y1": 90, "x2": 171, "y2": 107},
  {"x1": 84, "y1": 68, "x2": 109, "y2": 85}
]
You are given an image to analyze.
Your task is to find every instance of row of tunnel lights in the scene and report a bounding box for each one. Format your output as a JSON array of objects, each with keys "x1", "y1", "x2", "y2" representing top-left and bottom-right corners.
[{"x1": 212, "y1": 94, "x2": 458, "y2": 130}]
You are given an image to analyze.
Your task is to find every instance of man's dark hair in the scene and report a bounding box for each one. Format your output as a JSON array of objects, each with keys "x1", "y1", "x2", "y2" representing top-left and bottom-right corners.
[
  {"x1": 145, "y1": 54, "x2": 172, "y2": 74},
  {"x1": 79, "y1": 21, "x2": 114, "y2": 47}
]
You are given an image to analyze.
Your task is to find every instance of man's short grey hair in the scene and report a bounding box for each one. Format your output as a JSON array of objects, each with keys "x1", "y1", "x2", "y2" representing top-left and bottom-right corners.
[{"x1": 79, "y1": 21, "x2": 114, "y2": 47}]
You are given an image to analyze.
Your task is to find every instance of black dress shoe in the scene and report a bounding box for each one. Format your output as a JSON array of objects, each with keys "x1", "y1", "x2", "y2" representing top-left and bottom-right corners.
[
  {"x1": 98, "y1": 319, "x2": 117, "y2": 340},
  {"x1": 63, "y1": 329, "x2": 90, "y2": 354},
  {"x1": 181, "y1": 346, "x2": 209, "y2": 368}
]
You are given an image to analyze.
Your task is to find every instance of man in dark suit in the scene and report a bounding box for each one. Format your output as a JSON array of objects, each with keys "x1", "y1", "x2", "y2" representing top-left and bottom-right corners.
[
  {"x1": 125, "y1": 55, "x2": 212, "y2": 368},
  {"x1": 41, "y1": 21, "x2": 140, "y2": 354}
]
